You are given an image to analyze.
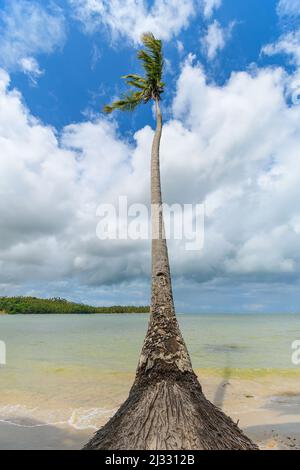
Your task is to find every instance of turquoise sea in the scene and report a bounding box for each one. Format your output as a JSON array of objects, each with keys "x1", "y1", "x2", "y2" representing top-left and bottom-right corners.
[
  {"x1": 0, "y1": 313, "x2": 299, "y2": 437},
  {"x1": 0, "y1": 313, "x2": 299, "y2": 370}
]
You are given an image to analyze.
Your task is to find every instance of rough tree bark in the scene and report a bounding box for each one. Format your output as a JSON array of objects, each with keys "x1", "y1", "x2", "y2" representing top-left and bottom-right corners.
[{"x1": 84, "y1": 100, "x2": 258, "y2": 450}]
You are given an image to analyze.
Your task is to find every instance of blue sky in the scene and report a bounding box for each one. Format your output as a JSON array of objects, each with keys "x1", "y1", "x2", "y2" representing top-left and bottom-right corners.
[
  {"x1": 1, "y1": 0, "x2": 300, "y2": 313},
  {"x1": 1, "y1": 0, "x2": 285, "y2": 130},
  {"x1": 0, "y1": 0, "x2": 295, "y2": 133}
]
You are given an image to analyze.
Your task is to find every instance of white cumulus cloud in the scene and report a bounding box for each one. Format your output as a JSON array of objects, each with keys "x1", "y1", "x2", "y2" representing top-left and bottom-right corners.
[
  {"x1": 201, "y1": 20, "x2": 234, "y2": 60},
  {"x1": 0, "y1": 0, "x2": 66, "y2": 77},
  {"x1": 69, "y1": 0, "x2": 196, "y2": 42},
  {"x1": 1, "y1": 49, "x2": 300, "y2": 308},
  {"x1": 263, "y1": 29, "x2": 300, "y2": 66},
  {"x1": 263, "y1": 0, "x2": 300, "y2": 68},
  {"x1": 277, "y1": 0, "x2": 300, "y2": 17},
  {"x1": 202, "y1": 0, "x2": 222, "y2": 19},
  {"x1": 19, "y1": 57, "x2": 43, "y2": 84}
]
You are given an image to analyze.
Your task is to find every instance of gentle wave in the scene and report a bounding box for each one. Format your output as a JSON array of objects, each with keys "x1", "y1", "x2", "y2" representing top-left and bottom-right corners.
[
  {"x1": 0, "y1": 404, "x2": 116, "y2": 430},
  {"x1": 68, "y1": 407, "x2": 116, "y2": 430}
]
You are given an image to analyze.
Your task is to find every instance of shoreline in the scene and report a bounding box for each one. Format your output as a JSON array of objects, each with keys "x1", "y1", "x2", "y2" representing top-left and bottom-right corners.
[
  {"x1": 0, "y1": 297, "x2": 150, "y2": 315},
  {"x1": 0, "y1": 420, "x2": 298, "y2": 451},
  {"x1": 0, "y1": 369, "x2": 299, "y2": 450},
  {"x1": 0, "y1": 313, "x2": 298, "y2": 450},
  {"x1": 1, "y1": 312, "x2": 149, "y2": 315}
]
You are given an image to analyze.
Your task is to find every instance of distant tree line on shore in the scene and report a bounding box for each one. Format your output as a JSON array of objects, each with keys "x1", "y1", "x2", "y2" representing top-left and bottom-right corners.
[{"x1": 0, "y1": 297, "x2": 149, "y2": 315}]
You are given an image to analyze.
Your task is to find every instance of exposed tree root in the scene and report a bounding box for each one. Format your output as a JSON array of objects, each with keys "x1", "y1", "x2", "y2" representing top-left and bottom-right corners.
[{"x1": 84, "y1": 363, "x2": 258, "y2": 450}]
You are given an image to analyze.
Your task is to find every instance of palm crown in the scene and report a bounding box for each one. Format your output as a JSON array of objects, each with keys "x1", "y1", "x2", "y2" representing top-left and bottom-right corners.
[{"x1": 104, "y1": 33, "x2": 165, "y2": 114}]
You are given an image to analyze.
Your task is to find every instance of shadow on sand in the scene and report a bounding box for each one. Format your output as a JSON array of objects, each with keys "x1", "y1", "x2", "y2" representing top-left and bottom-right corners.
[{"x1": 213, "y1": 354, "x2": 232, "y2": 410}]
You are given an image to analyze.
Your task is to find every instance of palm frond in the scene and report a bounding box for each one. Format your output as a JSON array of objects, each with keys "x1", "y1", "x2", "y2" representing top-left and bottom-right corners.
[
  {"x1": 103, "y1": 32, "x2": 164, "y2": 114},
  {"x1": 139, "y1": 33, "x2": 164, "y2": 84},
  {"x1": 122, "y1": 74, "x2": 147, "y2": 84},
  {"x1": 103, "y1": 91, "x2": 144, "y2": 114},
  {"x1": 123, "y1": 75, "x2": 147, "y2": 90}
]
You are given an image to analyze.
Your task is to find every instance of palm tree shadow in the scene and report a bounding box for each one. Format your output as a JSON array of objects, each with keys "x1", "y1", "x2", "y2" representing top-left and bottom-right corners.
[{"x1": 213, "y1": 355, "x2": 232, "y2": 409}]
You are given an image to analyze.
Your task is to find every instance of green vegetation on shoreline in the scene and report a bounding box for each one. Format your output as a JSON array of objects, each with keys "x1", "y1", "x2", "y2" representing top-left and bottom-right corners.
[{"x1": 0, "y1": 297, "x2": 149, "y2": 315}]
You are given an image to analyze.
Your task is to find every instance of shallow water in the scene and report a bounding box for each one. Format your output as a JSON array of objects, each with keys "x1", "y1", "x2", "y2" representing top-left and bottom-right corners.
[{"x1": 0, "y1": 313, "x2": 299, "y2": 431}]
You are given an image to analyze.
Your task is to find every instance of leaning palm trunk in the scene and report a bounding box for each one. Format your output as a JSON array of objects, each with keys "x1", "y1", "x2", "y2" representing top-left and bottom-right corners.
[
  {"x1": 84, "y1": 33, "x2": 257, "y2": 450},
  {"x1": 137, "y1": 99, "x2": 193, "y2": 378},
  {"x1": 84, "y1": 99, "x2": 257, "y2": 450}
]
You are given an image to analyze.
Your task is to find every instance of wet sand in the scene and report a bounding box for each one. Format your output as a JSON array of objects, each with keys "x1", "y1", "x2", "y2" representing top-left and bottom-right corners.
[
  {"x1": 0, "y1": 419, "x2": 89, "y2": 450},
  {"x1": 200, "y1": 373, "x2": 300, "y2": 450},
  {"x1": 0, "y1": 371, "x2": 299, "y2": 450}
]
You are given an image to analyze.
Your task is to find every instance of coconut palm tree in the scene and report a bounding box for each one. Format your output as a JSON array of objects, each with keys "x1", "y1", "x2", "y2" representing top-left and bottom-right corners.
[{"x1": 84, "y1": 33, "x2": 257, "y2": 450}]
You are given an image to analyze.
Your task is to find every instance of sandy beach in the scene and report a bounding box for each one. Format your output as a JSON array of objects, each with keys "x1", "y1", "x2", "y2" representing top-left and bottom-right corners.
[
  {"x1": 0, "y1": 371, "x2": 299, "y2": 450},
  {"x1": 200, "y1": 372, "x2": 300, "y2": 450}
]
